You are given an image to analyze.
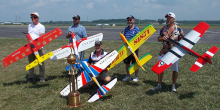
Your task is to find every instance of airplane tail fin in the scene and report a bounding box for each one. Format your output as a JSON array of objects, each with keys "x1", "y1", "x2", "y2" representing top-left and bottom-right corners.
[
  {"x1": 190, "y1": 46, "x2": 218, "y2": 72},
  {"x1": 26, "y1": 52, "x2": 54, "y2": 71},
  {"x1": 88, "y1": 78, "x2": 117, "y2": 102},
  {"x1": 128, "y1": 53, "x2": 152, "y2": 75}
]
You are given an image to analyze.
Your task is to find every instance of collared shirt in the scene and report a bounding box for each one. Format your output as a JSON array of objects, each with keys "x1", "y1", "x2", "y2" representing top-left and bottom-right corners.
[
  {"x1": 67, "y1": 24, "x2": 87, "y2": 43},
  {"x1": 124, "y1": 25, "x2": 140, "y2": 41},
  {"x1": 159, "y1": 24, "x2": 184, "y2": 56},
  {"x1": 88, "y1": 49, "x2": 107, "y2": 64},
  {"x1": 28, "y1": 23, "x2": 45, "y2": 40}
]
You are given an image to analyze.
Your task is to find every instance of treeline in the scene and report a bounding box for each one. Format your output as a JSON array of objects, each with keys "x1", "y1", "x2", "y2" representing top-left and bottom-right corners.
[{"x1": 39, "y1": 19, "x2": 220, "y2": 26}]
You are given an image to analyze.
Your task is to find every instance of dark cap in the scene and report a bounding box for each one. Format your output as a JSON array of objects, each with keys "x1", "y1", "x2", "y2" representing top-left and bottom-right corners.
[
  {"x1": 73, "y1": 15, "x2": 80, "y2": 20},
  {"x1": 127, "y1": 15, "x2": 134, "y2": 19},
  {"x1": 95, "y1": 40, "x2": 102, "y2": 45}
]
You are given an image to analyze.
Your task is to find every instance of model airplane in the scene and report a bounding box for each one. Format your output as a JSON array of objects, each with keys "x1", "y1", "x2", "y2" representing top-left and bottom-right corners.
[
  {"x1": 2, "y1": 28, "x2": 63, "y2": 69},
  {"x1": 151, "y1": 22, "x2": 219, "y2": 74},
  {"x1": 107, "y1": 24, "x2": 156, "y2": 75},
  {"x1": 60, "y1": 50, "x2": 118, "y2": 102},
  {"x1": 50, "y1": 33, "x2": 103, "y2": 60}
]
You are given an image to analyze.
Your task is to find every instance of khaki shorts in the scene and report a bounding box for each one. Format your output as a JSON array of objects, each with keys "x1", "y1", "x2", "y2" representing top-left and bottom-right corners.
[{"x1": 82, "y1": 70, "x2": 109, "y2": 87}]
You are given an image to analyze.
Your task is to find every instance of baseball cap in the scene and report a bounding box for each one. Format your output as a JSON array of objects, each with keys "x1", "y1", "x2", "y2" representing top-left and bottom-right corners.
[
  {"x1": 95, "y1": 40, "x2": 102, "y2": 45},
  {"x1": 73, "y1": 15, "x2": 80, "y2": 20},
  {"x1": 127, "y1": 15, "x2": 134, "y2": 19},
  {"x1": 31, "y1": 12, "x2": 39, "y2": 17},
  {"x1": 165, "y1": 12, "x2": 176, "y2": 19}
]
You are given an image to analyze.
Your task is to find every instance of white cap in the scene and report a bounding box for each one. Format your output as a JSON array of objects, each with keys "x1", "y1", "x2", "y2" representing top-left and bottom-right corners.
[
  {"x1": 31, "y1": 12, "x2": 39, "y2": 17},
  {"x1": 165, "y1": 12, "x2": 175, "y2": 19}
]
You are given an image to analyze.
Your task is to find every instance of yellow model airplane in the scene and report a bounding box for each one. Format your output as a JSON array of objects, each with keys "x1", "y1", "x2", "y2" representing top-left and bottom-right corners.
[{"x1": 107, "y1": 24, "x2": 156, "y2": 75}]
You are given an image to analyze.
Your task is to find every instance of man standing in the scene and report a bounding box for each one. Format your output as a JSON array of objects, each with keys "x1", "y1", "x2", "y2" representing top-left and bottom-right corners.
[
  {"x1": 27, "y1": 12, "x2": 45, "y2": 83},
  {"x1": 122, "y1": 15, "x2": 140, "y2": 82},
  {"x1": 151, "y1": 12, "x2": 184, "y2": 92},
  {"x1": 82, "y1": 41, "x2": 111, "y2": 88},
  {"x1": 66, "y1": 15, "x2": 87, "y2": 60}
]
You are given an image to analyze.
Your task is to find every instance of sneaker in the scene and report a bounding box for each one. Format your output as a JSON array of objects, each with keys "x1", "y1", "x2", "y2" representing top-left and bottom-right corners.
[
  {"x1": 27, "y1": 78, "x2": 33, "y2": 83},
  {"x1": 171, "y1": 88, "x2": 177, "y2": 92},
  {"x1": 171, "y1": 84, "x2": 176, "y2": 92},
  {"x1": 122, "y1": 75, "x2": 131, "y2": 81},
  {"x1": 133, "y1": 76, "x2": 139, "y2": 82},
  {"x1": 151, "y1": 84, "x2": 161, "y2": 91},
  {"x1": 39, "y1": 79, "x2": 45, "y2": 83}
]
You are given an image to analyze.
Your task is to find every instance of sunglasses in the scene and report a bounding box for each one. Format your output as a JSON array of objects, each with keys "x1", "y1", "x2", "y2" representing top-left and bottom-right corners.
[
  {"x1": 31, "y1": 16, "x2": 38, "y2": 18},
  {"x1": 127, "y1": 19, "x2": 132, "y2": 21},
  {"x1": 73, "y1": 18, "x2": 79, "y2": 20}
]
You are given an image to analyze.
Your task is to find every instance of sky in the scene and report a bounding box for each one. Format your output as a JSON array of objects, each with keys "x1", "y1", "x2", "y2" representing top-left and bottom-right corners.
[{"x1": 1, "y1": 0, "x2": 220, "y2": 22}]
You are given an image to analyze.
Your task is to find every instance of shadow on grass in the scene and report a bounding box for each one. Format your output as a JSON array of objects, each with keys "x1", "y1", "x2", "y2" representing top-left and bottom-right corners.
[
  {"x1": 143, "y1": 80, "x2": 181, "y2": 95},
  {"x1": 178, "y1": 92, "x2": 196, "y2": 100},
  {"x1": 112, "y1": 73, "x2": 140, "y2": 86},
  {"x1": 3, "y1": 71, "x2": 70, "y2": 87}
]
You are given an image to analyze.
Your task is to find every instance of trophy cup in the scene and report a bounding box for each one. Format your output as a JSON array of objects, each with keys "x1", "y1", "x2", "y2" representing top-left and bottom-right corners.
[{"x1": 66, "y1": 49, "x2": 82, "y2": 107}]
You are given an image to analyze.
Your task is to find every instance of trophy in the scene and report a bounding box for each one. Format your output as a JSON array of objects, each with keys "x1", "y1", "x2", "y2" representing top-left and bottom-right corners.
[{"x1": 66, "y1": 49, "x2": 82, "y2": 107}]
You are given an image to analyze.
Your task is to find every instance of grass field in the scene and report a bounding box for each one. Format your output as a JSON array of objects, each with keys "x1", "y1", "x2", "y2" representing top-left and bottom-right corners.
[{"x1": 0, "y1": 38, "x2": 219, "y2": 109}]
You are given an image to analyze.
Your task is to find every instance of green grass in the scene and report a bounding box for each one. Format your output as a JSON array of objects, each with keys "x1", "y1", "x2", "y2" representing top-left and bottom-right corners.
[{"x1": 0, "y1": 38, "x2": 219, "y2": 109}]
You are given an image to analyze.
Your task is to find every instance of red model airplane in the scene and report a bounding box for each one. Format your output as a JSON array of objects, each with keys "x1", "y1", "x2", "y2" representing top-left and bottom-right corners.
[
  {"x1": 2, "y1": 28, "x2": 63, "y2": 68},
  {"x1": 151, "y1": 22, "x2": 219, "y2": 74}
]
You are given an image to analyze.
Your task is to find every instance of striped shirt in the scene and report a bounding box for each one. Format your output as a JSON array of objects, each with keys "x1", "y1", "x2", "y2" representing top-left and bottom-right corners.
[
  {"x1": 124, "y1": 25, "x2": 140, "y2": 41},
  {"x1": 67, "y1": 24, "x2": 87, "y2": 43}
]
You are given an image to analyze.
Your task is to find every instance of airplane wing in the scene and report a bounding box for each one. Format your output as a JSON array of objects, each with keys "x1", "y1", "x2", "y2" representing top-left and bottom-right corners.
[
  {"x1": 190, "y1": 46, "x2": 218, "y2": 72},
  {"x1": 87, "y1": 78, "x2": 117, "y2": 102},
  {"x1": 2, "y1": 43, "x2": 32, "y2": 67},
  {"x1": 60, "y1": 50, "x2": 118, "y2": 96},
  {"x1": 151, "y1": 22, "x2": 210, "y2": 74},
  {"x1": 128, "y1": 53, "x2": 152, "y2": 75},
  {"x1": 107, "y1": 24, "x2": 156, "y2": 70},
  {"x1": 50, "y1": 33, "x2": 103, "y2": 60},
  {"x1": 31, "y1": 28, "x2": 63, "y2": 50}
]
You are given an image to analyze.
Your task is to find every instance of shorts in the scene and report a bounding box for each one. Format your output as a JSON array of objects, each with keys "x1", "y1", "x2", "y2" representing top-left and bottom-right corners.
[
  {"x1": 158, "y1": 55, "x2": 179, "y2": 72},
  {"x1": 82, "y1": 70, "x2": 109, "y2": 87},
  {"x1": 123, "y1": 49, "x2": 139, "y2": 64}
]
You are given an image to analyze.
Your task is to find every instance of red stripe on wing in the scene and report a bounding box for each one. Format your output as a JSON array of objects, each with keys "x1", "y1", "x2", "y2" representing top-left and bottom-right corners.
[
  {"x1": 97, "y1": 89, "x2": 102, "y2": 98},
  {"x1": 81, "y1": 71, "x2": 87, "y2": 86},
  {"x1": 91, "y1": 65, "x2": 103, "y2": 73},
  {"x1": 102, "y1": 85, "x2": 110, "y2": 91},
  {"x1": 193, "y1": 22, "x2": 210, "y2": 37},
  {"x1": 151, "y1": 60, "x2": 172, "y2": 74}
]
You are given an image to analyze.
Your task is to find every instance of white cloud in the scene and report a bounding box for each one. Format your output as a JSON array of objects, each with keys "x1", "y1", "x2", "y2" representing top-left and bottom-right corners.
[
  {"x1": 113, "y1": 4, "x2": 117, "y2": 8},
  {"x1": 86, "y1": 2, "x2": 94, "y2": 9}
]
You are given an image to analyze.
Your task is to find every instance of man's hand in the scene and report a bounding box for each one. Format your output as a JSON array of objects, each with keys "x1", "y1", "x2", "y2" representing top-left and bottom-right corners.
[{"x1": 66, "y1": 31, "x2": 73, "y2": 39}]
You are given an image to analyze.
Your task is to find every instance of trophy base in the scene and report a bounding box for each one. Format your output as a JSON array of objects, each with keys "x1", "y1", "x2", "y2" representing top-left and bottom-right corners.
[{"x1": 68, "y1": 91, "x2": 82, "y2": 108}]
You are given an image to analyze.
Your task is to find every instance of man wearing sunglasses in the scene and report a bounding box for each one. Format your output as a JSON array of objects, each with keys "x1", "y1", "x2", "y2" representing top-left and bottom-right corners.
[
  {"x1": 66, "y1": 15, "x2": 87, "y2": 61},
  {"x1": 151, "y1": 12, "x2": 184, "y2": 92},
  {"x1": 27, "y1": 12, "x2": 46, "y2": 83},
  {"x1": 122, "y1": 15, "x2": 140, "y2": 82},
  {"x1": 82, "y1": 41, "x2": 111, "y2": 88}
]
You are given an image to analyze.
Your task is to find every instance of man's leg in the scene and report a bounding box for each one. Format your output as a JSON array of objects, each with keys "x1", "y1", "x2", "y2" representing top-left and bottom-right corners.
[
  {"x1": 39, "y1": 48, "x2": 45, "y2": 82},
  {"x1": 171, "y1": 60, "x2": 179, "y2": 92},
  {"x1": 28, "y1": 53, "x2": 35, "y2": 82}
]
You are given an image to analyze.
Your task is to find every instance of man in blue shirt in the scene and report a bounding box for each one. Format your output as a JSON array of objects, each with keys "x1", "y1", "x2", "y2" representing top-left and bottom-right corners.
[
  {"x1": 122, "y1": 15, "x2": 140, "y2": 82},
  {"x1": 66, "y1": 15, "x2": 87, "y2": 60}
]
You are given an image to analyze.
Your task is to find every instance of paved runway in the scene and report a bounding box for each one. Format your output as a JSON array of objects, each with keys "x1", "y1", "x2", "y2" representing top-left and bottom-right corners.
[{"x1": 0, "y1": 26, "x2": 219, "y2": 45}]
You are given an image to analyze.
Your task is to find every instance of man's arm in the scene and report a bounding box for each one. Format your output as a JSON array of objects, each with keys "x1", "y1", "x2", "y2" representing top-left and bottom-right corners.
[{"x1": 82, "y1": 27, "x2": 87, "y2": 38}]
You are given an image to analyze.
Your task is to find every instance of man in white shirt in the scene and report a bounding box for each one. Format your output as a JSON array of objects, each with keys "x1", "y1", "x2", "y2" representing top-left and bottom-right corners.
[{"x1": 27, "y1": 12, "x2": 46, "y2": 83}]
